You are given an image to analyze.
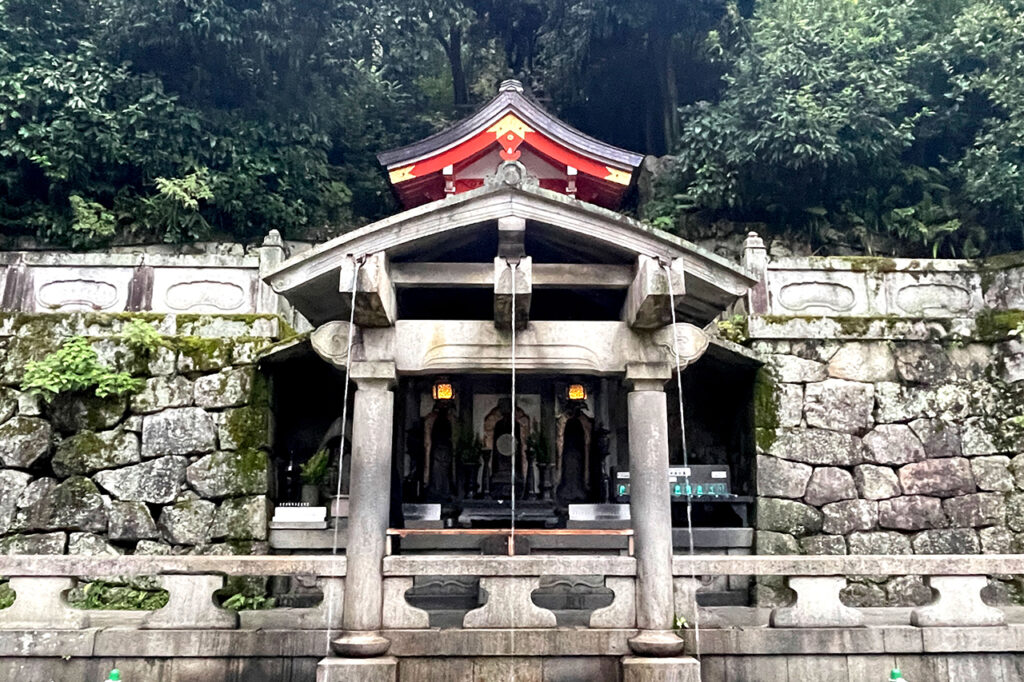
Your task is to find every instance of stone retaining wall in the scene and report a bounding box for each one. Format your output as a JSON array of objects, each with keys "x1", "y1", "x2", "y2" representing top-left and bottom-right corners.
[
  {"x1": 0, "y1": 313, "x2": 280, "y2": 559},
  {"x1": 746, "y1": 250, "x2": 1024, "y2": 606}
]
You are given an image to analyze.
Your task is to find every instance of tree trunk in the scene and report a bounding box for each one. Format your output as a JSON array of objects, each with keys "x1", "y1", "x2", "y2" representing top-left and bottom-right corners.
[{"x1": 447, "y1": 25, "x2": 469, "y2": 108}]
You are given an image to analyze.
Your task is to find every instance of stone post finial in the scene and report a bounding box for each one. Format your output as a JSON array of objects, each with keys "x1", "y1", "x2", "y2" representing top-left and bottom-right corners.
[
  {"x1": 262, "y1": 229, "x2": 284, "y2": 248},
  {"x1": 743, "y1": 231, "x2": 770, "y2": 315}
]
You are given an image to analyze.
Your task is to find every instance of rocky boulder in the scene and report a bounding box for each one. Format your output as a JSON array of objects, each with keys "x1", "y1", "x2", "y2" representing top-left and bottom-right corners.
[
  {"x1": 908, "y1": 419, "x2": 962, "y2": 459},
  {"x1": 847, "y1": 531, "x2": 913, "y2": 555},
  {"x1": 766, "y1": 355, "x2": 826, "y2": 383},
  {"x1": 52, "y1": 430, "x2": 140, "y2": 476},
  {"x1": 193, "y1": 368, "x2": 252, "y2": 409},
  {"x1": 804, "y1": 467, "x2": 857, "y2": 506},
  {"x1": 822, "y1": 499, "x2": 878, "y2": 535},
  {"x1": 878, "y1": 496, "x2": 947, "y2": 531},
  {"x1": 863, "y1": 424, "x2": 926, "y2": 466},
  {"x1": 970, "y1": 456, "x2": 1013, "y2": 492},
  {"x1": 0, "y1": 417, "x2": 52, "y2": 468},
  {"x1": 827, "y1": 342, "x2": 896, "y2": 383},
  {"x1": 799, "y1": 534, "x2": 847, "y2": 555},
  {"x1": 211, "y1": 496, "x2": 268, "y2": 541},
  {"x1": 0, "y1": 531, "x2": 67, "y2": 554},
  {"x1": 49, "y1": 394, "x2": 126, "y2": 433},
  {"x1": 13, "y1": 476, "x2": 107, "y2": 533},
  {"x1": 94, "y1": 456, "x2": 188, "y2": 504},
  {"x1": 108, "y1": 500, "x2": 159, "y2": 541},
  {"x1": 895, "y1": 343, "x2": 954, "y2": 384},
  {"x1": 803, "y1": 379, "x2": 875, "y2": 435},
  {"x1": 899, "y1": 457, "x2": 975, "y2": 497},
  {"x1": 756, "y1": 456, "x2": 812, "y2": 498},
  {"x1": 158, "y1": 499, "x2": 216, "y2": 545},
  {"x1": 186, "y1": 449, "x2": 268, "y2": 499},
  {"x1": 942, "y1": 493, "x2": 1004, "y2": 528},
  {"x1": 130, "y1": 376, "x2": 193, "y2": 414},
  {"x1": 979, "y1": 526, "x2": 1015, "y2": 553},
  {"x1": 853, "y1": 464, "x2": 901, "y2": 500},
  {"x1": 767, "y1": 429, "x2": 866, "y2": 466},
  {"x1": 141, "y1": 407, "x2": 217, "y2": 458},
  {"x1": 756, "y1": 498, "x2": 823, "y2": 537},
  {"x1": 0, "y1": 470, "x2": 33, "y2": 534},
  {"x1": 755, "y1": 530, "x2": 799, "y2": 554},
  {"x1": 911, "y1": 528, "x2": 980, "y2": 554}
]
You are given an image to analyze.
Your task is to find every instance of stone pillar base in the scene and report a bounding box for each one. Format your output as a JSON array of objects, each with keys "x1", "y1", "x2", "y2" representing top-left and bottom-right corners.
[
  {"x1": 622, "y1": 656, "x2": 700, "y2": 682},
  {"x1": 316, "y1": 656, "x2": 397, "y2": 682}
]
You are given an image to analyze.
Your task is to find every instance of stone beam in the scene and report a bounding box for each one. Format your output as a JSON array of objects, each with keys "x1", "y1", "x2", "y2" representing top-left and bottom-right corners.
[
  {"x1": 494, "y1": 256, "x2": 532, "y2": 331},
  {"x1": 358, "y1": 320, "x2": 708, "y2": 375},
  {"x1": 623, "y1": 256, "x2": 686, "y2": 329},
  {"x1": 339, "y1": 252, "x2": 396, "y2": 328},
  {"x1": 497, "y1": 216, "x2": 526, "y2": 260},
  {"x1": 389, "y1": 263, "x2": 633, "y2": 289}
]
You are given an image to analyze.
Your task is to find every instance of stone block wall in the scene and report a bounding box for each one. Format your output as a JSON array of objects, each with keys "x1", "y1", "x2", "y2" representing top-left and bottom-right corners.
[
  {"x1": 0, "y1": 313, "x2": 280, "y2": 558},
  {"x1": 748, "y1": 259, "x2": 1024, "y2": 606}
]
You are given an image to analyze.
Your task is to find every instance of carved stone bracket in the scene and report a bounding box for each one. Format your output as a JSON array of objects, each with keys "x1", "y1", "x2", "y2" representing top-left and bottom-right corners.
[
  {"x1": 624, "y1": 255, "x2": 686, "y2": 329},
  {"x1": 142, "y1": 574, "x2": 237, "y2": 629},
  {"x1": 311, "y1": 320, "x2": 363, "y2": 368},
  {"x1": 911, "y1": 575, "x2": 1005, "y2": 627},
  {"x1": 382, "y1": 577, "x2": 430, "y2": 629},
  {"x1": 339, "y1": 252, "x2": 396, "y2": 328},
  {"x1": 0, "y1": 577, "x2": 86, "y2": 629},
  {"x1": 590, "y1": 576, "x2": 636, "y2": 628},
  {"x1": 771, "y1": 576, "x2": 864, "y2": 628},
  {"x1": 463, "y1": 577, "x2": 556, "y2": 628}
]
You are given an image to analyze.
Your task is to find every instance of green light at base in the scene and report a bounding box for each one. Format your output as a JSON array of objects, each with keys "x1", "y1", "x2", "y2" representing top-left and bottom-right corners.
[
  {"x1": 672, "y1": 484, "x2": 682, "y2": 496},
  {"x1": 618, "y1": 484, "x2": 627, "y2": 495}
]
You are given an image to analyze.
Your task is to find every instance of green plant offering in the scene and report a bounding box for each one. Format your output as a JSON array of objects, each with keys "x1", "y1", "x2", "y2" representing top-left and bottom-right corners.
[
  {"x1": 300, "y1": 449, "x2": 329, "y2": 486},
  {"x1": 21, "y1": 336, "x2": 143, "y2": 402},
  {"x1": 0, "y1": 582, "x2": 14, "y2": 610}
]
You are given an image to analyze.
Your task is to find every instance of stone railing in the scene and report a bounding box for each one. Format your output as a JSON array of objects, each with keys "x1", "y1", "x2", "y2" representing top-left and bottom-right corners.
[
  {"x1": 1, "y1": 554, "x2": 1022, "y2": 634},
  {"x1": 741, "y1": 234, "x2": 1024, "y2": 337},
  {"x1": 0, "y1": 233, "x2": 294, "y2": 320}
]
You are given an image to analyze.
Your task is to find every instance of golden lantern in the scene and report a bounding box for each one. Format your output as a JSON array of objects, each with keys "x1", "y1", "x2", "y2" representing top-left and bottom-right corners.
[
  {"x1": 432, "y1": 380, "x2": 454, "y2": 401},
  {"x1": 567, "y1": 383, "x2": 587, "y2": 401}
]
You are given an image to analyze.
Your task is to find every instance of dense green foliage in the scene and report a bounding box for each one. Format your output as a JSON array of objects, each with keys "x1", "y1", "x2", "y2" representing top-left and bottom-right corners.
[
  {"x1": 0, "y1": 0, "x2": 1021, "y2": 255},
  {"x1": 21, "y1": 336, "x2": 141, "y2": 401},
  {"x1": 661, "y1": 0, "x2": 1024, "y2": 256}
]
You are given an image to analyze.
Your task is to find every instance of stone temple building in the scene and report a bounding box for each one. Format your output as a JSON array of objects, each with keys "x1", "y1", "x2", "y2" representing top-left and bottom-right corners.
[{"x1": 0, "y1": 79, "x2": 1023, "y2": 680}]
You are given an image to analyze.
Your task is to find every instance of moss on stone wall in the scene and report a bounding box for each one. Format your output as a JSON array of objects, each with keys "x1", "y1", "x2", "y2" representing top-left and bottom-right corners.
[
  {"x1": 975, "y1": 309, "x2": 1024, "y2": 342},
  {"x1": 753, "y1": 367, "x2": 779, "y2": 452}
]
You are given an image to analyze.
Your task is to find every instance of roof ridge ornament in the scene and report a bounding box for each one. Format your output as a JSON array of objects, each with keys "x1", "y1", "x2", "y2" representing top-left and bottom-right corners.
[
  {"x1": 484, "y1": 161, "x2": 539, "y2": 191},
  {"x1": 499, "y1": 79, "x2": 525, "y2": 94}
]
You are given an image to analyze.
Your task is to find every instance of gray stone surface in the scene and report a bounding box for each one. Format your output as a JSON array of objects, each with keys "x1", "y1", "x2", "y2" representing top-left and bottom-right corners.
[
  {"x1": 799, "y1": 535, "x2": 846, "y2": 555},
  {"x1": 13, "y1": 476, "x2": 107, "y2": 533},
  {"x1": 766, "y1": 354, "x2": 826, "y2": 383},
  {"x1": 1007, "y1": 492, "x2": 1024, "y2": 532},
  {"x1": 772, "y1": 576, "x2": 864, "y2": 628},
  {"x1": 884, "y1": 575, "x2": 932, "y2": 606},
  {"x1": 912, "y1": 528, "x2": 981, "y2": 554},
  {"x1": 756, "y1": 499, "x2": 823, "y2": 537},
  {"x1": 143, "y1": 573, "x2": 237, "y2": 629},
  {"x1": 878, "y1": 496, "x2": 947, "y2": 531},
  {"x1": 943, "y1": 493, "x2": 1004, "y2": 528},
  {"x1": 141, "y1": 407, "x2": 217, "y2": 457},
  {"x1": 0, "y1": 417, "x2": 52, "y2": 468},
  {"x1": 49, "y1": 395, "x2": 125, "y2": 433},
  {"x1": 52, "y1": 429, "x2": 140, "y2": 476},
  {"x1": 827, "y1": 342, "x2": 896, "y2": 382},
  {"x1": 756, "y1": 456, "x2": 812, "y2": 499},
  {"x1": 0, "y1": 531, "x2": 66, "y2": 554},
  {"x1": 755, "y1": 530, "x2": 799, "y2": 555},
  {"x1": 212, "y1": 495, "x2": 269, "y2": 541},
  {"x1": 912, "y1": 575, "x2": 1004, "y2": 626},
  {"x1": 863, "y1": 424, "x2": 926, "y2": 466},
  {"x1": 767, "y1": 429, "x2": 866, "y2": 466},
  {"x1": 822, "y1": 500, "x2": 877, "y2": 535},
  {"x1": 979, "y1": 526, "x2": 1015, "y2": 553},
  {"x1": 186, "y1": 449, "x2": 269, "y2": 498},
  {"x1": 803, "y1": 467, "x2": 856, "y2": 506},
  {"x1": 158, "y1": 499, "x2": 216, "y2": 545},
  {"x1": 317, "y1": 657, "x2": 398, "y2": 682},
  {"x1": 94, "y1": 456, "x2": 188, "y2": 504},
  {"x1": 0, "y1": 470, "x2": 33, "y2": 534},
  {"x1": 108, "y1": 500, "x2": 159, "y2": 541},
  {"x1": 776, "y1": 384, "x2": 804, "y2": 428},
  {"x1": 895, "y1": 343, "x2": 954, "y2": 384},
  {"x1": 853, "y1": 464, "x2": 901, "y2": 500},
  {"x1": 67, "y1": 531, "x2": 120, "y2": 556},
  {"x1": 803, "y1": 379, "x2": 874, "y2": 435},
  {"x1": 909, "y1": 419, "x2": 962, "y2": 459},
  {"x1": 130, "y1": 376, "x2": 193, "y2": 414},
  {"x1": 0, "y1": 387, "x2": 17, "y2": 423},
  {"x1": 971, "y1": 455, "x2": 1014, "y2": 492},
  {"x1": 193, "y1": 367, "x2": 253, "y2": 409},
  {"x1": 847, "y1": 531, "x2": 912, "y2": 554},
  {"x1": 962, "y1": 417, "x2": 1024, "y2": 456},
  {"x1": 899, "y1": 457, "x2": 976, "y2": 497},
  {"x1": 464, "y1": 576, "x2": 557, "y2": 628}
]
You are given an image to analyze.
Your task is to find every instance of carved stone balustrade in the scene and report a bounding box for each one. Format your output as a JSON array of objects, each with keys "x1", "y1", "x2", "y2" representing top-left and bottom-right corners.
[
  {"x1": 770, "y1": 577, "x2": 864, "y2": 628},
  {"x1": 911, "y1": 576, "x2": 1006, "y2": 627}
]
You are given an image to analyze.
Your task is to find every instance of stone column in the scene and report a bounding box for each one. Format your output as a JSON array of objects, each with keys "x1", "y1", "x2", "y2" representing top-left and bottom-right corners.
[
  {"x1": 332, "y1": 361, "x2": 397, "y2": 658},
  {"x1": 625, "y1": 362, "x2": 684, "y2": 656}
]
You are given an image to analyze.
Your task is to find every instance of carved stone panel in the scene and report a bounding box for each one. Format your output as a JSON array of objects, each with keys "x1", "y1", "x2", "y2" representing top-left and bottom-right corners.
[
  {"x1": 768, "y1": 271, "x2": 873, "y2": 316},
  {"x1": 150, "y1": 268, "x2": 255, "y2": 314},
  {"x1": 884, "y1": 272, "x2": 983, "y2": 318},
  {"x1": 30, "y1": 266, "x2": 134, "y2": 312}
]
